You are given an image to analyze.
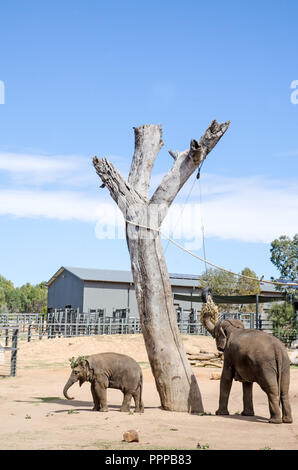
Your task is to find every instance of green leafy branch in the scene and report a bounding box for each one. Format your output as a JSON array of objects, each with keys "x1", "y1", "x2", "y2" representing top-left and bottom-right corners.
[{"x1": 69, "y1": 356, "x2": 86, "y2": 369}]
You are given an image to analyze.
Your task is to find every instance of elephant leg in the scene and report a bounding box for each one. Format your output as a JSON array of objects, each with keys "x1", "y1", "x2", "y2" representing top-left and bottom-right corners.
[
  {"x1": 216, "y1": 363, "x2": 233, "y2": 416},
  {"x1": 280, "y1": 369, "x2": 293, "y2": 423},
  {"x1": 91, "y1": 382, "x2": 101, "y2": 411},
  {"x1": 133, "y1": 388, "x2": 144, "y2": 413},
  {"x1": 259, "y1": 378, "x2": 282, "y2": 423},
  {"x1": 259, "y1": 372, "x2": 282, "y2": 424},
  {"x1": 267, "y1": 391, "x2": 282, "y2": 424},
  {"x1": 94, "y1": 382, "x2": 109, "y2": 412},
  {"x1": 241, "y1": 382, "x2": 254, "y2": 416},
  {"x1": 120, "y1": 392, "x2": 132, "y2": 412}
]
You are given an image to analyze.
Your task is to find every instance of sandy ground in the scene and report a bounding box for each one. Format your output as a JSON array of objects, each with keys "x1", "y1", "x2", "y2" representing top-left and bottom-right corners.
[{"x1": 0, "y1": 333, "x2": 297, "y2": 451}]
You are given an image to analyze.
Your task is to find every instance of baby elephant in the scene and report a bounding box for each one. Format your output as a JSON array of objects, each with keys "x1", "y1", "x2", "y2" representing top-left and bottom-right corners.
[{"x1": 63, "y1": 352, "x2": 144, "y2": 413}]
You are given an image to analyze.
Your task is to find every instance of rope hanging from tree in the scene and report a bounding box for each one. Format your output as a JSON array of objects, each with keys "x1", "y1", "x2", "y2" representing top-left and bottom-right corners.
[{"x1": 125, "y1": 219, "x2": 298, "y2": 287}]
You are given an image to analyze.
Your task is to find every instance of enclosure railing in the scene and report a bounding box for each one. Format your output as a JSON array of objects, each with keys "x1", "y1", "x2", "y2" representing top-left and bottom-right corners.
[
  {"x1": 0, "y1": 310, "x2": 279, "y2": 341},
  {"x1": 0, "y1": 326, "x2": 19, "y2": 377},
  {"x1": 0, "y1": 310, "x2": 296, "y2": 377}
]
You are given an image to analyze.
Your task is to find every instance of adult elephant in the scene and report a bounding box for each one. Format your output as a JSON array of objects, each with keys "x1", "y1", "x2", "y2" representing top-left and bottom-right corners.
[
  {"x1": 63, "y1": 352, "x2": 144, "y2": 413},
  {"x1": 201, "y1": 290, "x2": 293, "y2": 424}
]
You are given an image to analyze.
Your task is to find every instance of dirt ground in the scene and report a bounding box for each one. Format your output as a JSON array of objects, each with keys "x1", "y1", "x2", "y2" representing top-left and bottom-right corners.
[{"x1": 0, "y1": 333, "x2": 297, "y2": 451}]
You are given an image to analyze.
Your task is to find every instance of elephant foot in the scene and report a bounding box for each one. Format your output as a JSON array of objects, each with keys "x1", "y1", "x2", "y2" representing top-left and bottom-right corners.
[
  {"x1": 216, "y1": 409, "x2": 229, "y2": 416},
  {"x1": 120, "y1": 406, "x2": 131, "y2": 413},
  {"x1": 241, "y1": 410, "x2": 255, "y2": 416},
  {"x1": 282, "y1": 416, "x2": 293, "y2": 424},
  {"x1": 99, "y1": 407, "x2": 109, "y2": 412},
  {"x1": 92, "y1": 406, "x2": 100, "y2": 411},
  {"x1": 135, "y1": 407, "x2": 144, "y2": 413},
  {"x1": 269, "y1": 417, "x2": 282, "y2": 424}
]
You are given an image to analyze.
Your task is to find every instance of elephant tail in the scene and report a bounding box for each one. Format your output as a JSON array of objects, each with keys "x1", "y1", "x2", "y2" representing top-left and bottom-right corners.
[
  {"x1": 139, "y1": 372, "x2": 144, "y2": 412},
  {"x1": 276, "y1": 349, "x2": 283, "y2": 406}
]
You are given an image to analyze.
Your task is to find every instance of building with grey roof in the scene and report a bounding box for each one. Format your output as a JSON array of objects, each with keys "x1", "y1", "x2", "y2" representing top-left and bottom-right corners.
[
  {"x1": 46, "y1": 266, "x2": 202, "y2": 318},
  {"x1": 46, "y1": 266, "x2": 288, "y2": 326}
]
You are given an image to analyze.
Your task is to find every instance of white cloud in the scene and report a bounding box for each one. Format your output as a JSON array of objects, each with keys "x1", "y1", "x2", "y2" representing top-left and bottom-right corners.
[
  {"x1": 186, "y1": 174, "x2": 298, "y2": 243},
  {"x1": 0, "y1": 151, "x2": 131, "y2": 187},
  {"x1": 0, "y1": 152, "x2": 99, "y2": 186},
  {"x1": 0, "y1": 162, "x2": 297, "y2": 244},
  {"x1": 0, "y1": 189, "x2": 100, "y2": 221}
]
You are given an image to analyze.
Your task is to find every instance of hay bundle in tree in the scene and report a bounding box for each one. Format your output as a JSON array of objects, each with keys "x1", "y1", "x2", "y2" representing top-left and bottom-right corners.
[{"x1": 200, "y1": 292, "x2": 218, "y2": 329}]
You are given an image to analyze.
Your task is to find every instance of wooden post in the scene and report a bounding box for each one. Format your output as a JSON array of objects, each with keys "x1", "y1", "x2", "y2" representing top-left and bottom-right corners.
[
  {"x1": 93, "y1": 121, "x2": 229, "y2": 412},
  {"x1": 27, "y1": 322, "x2": 31, "y2": 342},
  {"x1": 10, "y1": 329, "x2": 18, "y2": 377},
  {"x1": 75, "y1": 308, "x2": 79, "y2": 336},
  {"x1": 39, "y1": 316, "x2": 43, "y2": 340}
]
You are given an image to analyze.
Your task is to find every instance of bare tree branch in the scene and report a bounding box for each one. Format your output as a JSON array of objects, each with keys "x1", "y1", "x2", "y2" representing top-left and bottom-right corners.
[
  {"x1": 128, "y1": 124, "x2": 164, "y2": 199},
  {"x1": 150, "y1": 120, "x2": 230, "y2": 222},
  {"x1": 93, "y1": 156, "x2": 145, "y2": 216}
]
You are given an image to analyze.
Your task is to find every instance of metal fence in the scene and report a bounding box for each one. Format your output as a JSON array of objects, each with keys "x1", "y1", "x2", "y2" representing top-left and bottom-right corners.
[
  {"x1": 0, "y1": 308, "x2": 296, "y2": 377},
  {"x1": 0, "y1": 326, "x2": 18, "y2": 377},
  {"x1": 0, "y1": 309, "x2": 277, "y2": 343},
  {"x1": 47, "y1": 317, "x2": 142, "y2": 338}
]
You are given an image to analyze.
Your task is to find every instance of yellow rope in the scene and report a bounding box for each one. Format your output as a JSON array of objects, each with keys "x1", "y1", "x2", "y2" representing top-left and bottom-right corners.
[{"x1": 125, "y1": 219, "x2": 298, "y2": 287}]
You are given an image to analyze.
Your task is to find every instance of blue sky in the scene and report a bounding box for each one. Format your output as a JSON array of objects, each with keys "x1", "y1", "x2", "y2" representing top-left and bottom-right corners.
[{"x1": 0, "y1": 0, "x2": 297, "y2": 286}]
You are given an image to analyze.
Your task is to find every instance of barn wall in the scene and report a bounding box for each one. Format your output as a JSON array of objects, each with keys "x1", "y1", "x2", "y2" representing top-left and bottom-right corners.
[
  {"x1": 47, "y1": 268, "x2": 202, "y2": 317},
  {"x1": 172, "y1": 285, "x2": 201, "y2": 311},
  {"x1": 83, "y1": 281, "x2": 200, "y2": 318},
  {"x1": 47, "y1": 271, "x2": 84, "y2": 311},
  {"x1": 83, "y1": 281, "x2": 138, "y2": 316}
]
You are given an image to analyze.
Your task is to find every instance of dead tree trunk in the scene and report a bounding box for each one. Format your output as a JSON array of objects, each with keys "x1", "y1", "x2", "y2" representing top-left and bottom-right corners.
[{"x1": 93, "y1": 120, "x2": 229, "y2": 412}]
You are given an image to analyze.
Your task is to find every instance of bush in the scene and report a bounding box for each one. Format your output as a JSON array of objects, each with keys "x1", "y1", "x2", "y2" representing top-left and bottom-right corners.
[{"x1": 267, "y1": 302, "x2": 297, "y2": 347}]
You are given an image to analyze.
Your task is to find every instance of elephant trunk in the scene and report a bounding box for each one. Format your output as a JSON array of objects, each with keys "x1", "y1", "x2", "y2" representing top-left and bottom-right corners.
[
  {"x1": 201, "y1": 314, "x2": 216, "y2": 337},
  {"x1": 200, "y1": 289, "x2": 218, "y2": 337},
  {"x1": 63, "y1": 376, "x2": 76, "y2": 400}
]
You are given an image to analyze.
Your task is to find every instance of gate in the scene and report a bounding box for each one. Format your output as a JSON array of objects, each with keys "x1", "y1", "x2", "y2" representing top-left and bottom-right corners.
[{"x1": 0, "y1": 327, "x2": 19, "y2": 377}]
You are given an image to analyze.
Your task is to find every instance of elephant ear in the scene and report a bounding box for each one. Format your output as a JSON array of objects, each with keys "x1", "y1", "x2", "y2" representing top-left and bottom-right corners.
[
  {"x1": 213, "y1": 322, "x2": 227, "y2": 351},
  {"x1": 82, "y1": 357, "x2": 95, "y2": 381}
]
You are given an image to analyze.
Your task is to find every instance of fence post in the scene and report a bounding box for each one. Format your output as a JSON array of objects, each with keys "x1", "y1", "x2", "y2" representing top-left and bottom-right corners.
[
  {"x1": 10, "y1": 329, "x2": 18, "y2": 377},
  {"x1": 76, "y1": 309, "x2": 79, "y2": 337},
  {"x1": 255, "y1": 293, "x2": 259, "y2": 329},
  {"x1": 27, "y1": 322, "x2": 31, "y2": 342},
  {"x1": 39, "y1": 316, "x2": 43, "y2": 340}
]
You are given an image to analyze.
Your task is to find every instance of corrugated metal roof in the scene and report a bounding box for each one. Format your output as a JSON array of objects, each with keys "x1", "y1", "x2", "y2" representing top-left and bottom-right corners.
[
  {"x1": 46, "y1": 266, "x2": 200, "y2": 288},
  {"x1": 65, "y1": 266, "x2": 133, "y2": 283},
  {"x1": 47, "y1": 266, "x2": 280, "y2": 292}
]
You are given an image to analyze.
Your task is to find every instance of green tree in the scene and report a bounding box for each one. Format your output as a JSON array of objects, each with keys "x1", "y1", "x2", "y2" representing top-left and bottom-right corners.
[
  {"x1": 199, "y1": 268, "x2": 237, "y2": 295},
  {"x1": 0, "y1": 275, "x2": 47, "y2": 313},
  {"x1": 236, "y1": 267, "x2": 260, "y2": 295},
  {"x1": 235, "y1": 267, "x2": 260, "y2": 313},
  {"x1": 269, "y1": 235, "x2": 297, "y2": 344},
  {"x1": 18, "y1": 282, "x2": 47, "y2": 313},
  {"x1": 199, "y1": 267, "x2": 260, "y2": 312},
  {"x1": 0, "y1": 275, "x2": 15, "y2": 312},
  {"x1": 270, "y1": 234, "x2": 298, "y2": 282},
  {"x1": 268, "y1": 302, "x2": 297, "y2": 347}
]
